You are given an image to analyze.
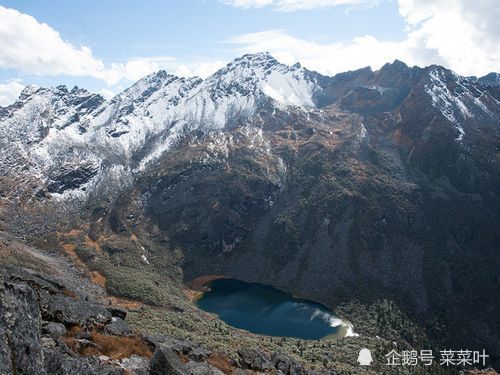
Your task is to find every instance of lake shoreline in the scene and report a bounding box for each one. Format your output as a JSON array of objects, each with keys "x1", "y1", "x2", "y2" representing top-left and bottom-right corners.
[
  {"x1": 194, "y1": 277, "x2": 351, "y2": 340},
  {"x1": 188, "y1": 274, "x2": 229, "y2": 291},
  {"x1": 185, "y1": 274, "x2": 229, "y2": 301},
  {"x1": 187, "y1": 275, "x2": 358, "y2": 339}
]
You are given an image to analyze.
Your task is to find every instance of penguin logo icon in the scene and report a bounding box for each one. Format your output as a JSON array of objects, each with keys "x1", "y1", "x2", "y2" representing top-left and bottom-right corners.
[{"x1": 357, "y1": 348, "x2": 373, "y2": 366}]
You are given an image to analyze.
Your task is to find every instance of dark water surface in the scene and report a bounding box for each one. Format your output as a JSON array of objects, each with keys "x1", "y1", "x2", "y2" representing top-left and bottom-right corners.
[{"x1": 196, "y1": 278, "x2": 343, "y2": 339}]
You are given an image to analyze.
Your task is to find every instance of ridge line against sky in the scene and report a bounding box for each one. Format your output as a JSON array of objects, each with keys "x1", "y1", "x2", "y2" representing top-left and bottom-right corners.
[{"x1": 0, "y1": 0, "x2": 499, "y2": 106}]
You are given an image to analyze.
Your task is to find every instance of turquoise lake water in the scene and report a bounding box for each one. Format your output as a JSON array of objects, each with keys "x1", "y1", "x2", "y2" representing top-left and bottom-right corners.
[{"x1": 196, "y1": 278, "x2": 343, "y2": 340}]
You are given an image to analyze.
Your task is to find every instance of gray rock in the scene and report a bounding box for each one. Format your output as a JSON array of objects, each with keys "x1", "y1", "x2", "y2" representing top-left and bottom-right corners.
[
  {"x1": 187, "y1": 347, "x2": 211, "y2": 362},
  {"x1": 0, "y1": 279, "x2": 46, "y2": 374},
  {"x1": 150, "y1": 346, "x2": 188, "y2": 375},
  {"x1": 107, "y1": 305, "x2": 127, "y2": 320},
  {"x1": 150, "y1": 335, "x2": 194, "y2": 354},
  {"x1": 184, "y1": 361, "x2": 224, "y2": 375},
  {"x1": 237, "y1": 348, "x2": 272, "y2": 371},
  {"x1": 121, "y1": 354, "x2": 150, "y2": 375},
  {"x1": 41, "y1": 292, "x2": 112, "y2": 326},
  {"x1": 75, "y1": 330, "x2": 92, "y2": 340},
  {"x1": 42, "y1": 321, "x2": 66, "y2": 338},
  {"x1": 105, "y1": 317, "x2": 133, "y2": 336},
  {"x1": 41, "y1": 336, "x2": 57, "y2": 349},
  {"x1": 0, "y1": 325, "x2": 13, "y2": 375},
  {"x1": 43, "y1": 349, "x2": 125, "y2": 374},
  {"x1": 290, "y1": 365, "x2": 307, "y2": 375},
  {"x1": 272, "y1": 351, "x2": 305, "y2": 374}
]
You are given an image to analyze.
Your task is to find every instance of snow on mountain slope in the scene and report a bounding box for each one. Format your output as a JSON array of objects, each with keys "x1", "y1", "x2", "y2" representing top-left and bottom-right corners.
[
  {"x1": 135, "y1": 53, "x2": 322, "y2": 168},
  {"x1": 1, "y1": 53, "x2": 497, "y2": 201},
  {"x1": 203, "y1": 52, "x2": 318, "y2": 111},
  {"x1": 87, "y1": 71, "x2": 203, "y2": 162},
  {"x1": 0, "y1": 53, "x2": 322, "y2": 200},
  {"x1": 423, "y1": 66, "x2": 499, "y2": 140},
  {"x1": 0, "y1": 85, "x2": 105, "y2": 180}
]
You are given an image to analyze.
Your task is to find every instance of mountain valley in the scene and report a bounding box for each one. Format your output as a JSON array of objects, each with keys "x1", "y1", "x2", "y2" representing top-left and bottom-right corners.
[{"x1": 1, "y1": 52, "x2": 499, "y2": 374}]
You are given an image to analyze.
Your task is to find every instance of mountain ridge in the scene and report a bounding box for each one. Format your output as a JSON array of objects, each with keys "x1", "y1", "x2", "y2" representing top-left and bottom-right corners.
[{"x1": 1, "y1": 53, "x2": 498, "y2": 202}]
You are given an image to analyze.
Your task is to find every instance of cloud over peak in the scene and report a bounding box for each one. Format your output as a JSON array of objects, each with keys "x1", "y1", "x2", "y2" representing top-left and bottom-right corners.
[
  {"x1": 0, "y1": 0, "x2": 498, "y2": 108},
  {"x1": 0, "y1": 6, "x2": 110, "y2": 81},
  {"x1": 225, "y1": 0, "x2": 500, "y2": 77},
  {"x1": 0, "y1": 6, "x2": 203, "y2": 86}
]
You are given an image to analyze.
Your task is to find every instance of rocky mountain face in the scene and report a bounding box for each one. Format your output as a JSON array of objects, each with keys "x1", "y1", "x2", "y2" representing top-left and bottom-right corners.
[
  {"x1": 476, "y1": 72, "x2": 500, "y2": 87},
  {"x1": 1, "y1": 53, "x2": 499, "y2": 373},
  {"x1": 0, "y1": 53, "x2": 324, "y2": 201}
]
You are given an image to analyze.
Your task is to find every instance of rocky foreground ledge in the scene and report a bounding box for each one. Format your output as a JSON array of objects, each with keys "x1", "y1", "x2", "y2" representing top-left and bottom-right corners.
[{"x1": 0, "y1": 264, "x2": 338, "y2": 375}]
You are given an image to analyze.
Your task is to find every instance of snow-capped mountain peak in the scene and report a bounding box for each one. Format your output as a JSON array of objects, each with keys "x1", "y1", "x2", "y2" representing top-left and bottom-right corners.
[
  {"x1": 1, "y1": 53, "x2": 498, "y2": 201},
  {"x1": 207, "y1": 52, "x2": 319, "y2": 108},
  {"x1": 0, "y1": 52, "x2": 324, "y2": 200}
]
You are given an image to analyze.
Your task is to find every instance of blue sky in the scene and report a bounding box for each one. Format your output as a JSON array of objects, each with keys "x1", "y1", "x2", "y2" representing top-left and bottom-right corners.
[{"x1": 0, "y1": 0, "x2": 498, "y2": 105}]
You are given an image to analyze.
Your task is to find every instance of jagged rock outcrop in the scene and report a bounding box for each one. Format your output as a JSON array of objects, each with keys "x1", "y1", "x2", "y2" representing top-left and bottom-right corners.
[{"x1": 0, "y1": 275, "x2": 45, "y2": 374}]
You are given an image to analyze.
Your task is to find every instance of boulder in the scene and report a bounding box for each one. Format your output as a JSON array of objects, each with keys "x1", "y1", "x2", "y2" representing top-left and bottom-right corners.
[
  {"x1": 104, "y1": 317, "x2": 133, "y2": 336},
  {"x1": 75, "y1": 330, "x2": 92, "y2": 340},
  {"x1": 187, "y1": 347, "x2": 211, "y2": 362},
  {"x1": 43, "y1": 349, "x2": 125, "y2": 374},
  {"x1": 272, "y1": 351, "x2": 306, "y2": 375},
  {"x1": 237, "y1": 348, "x2": 272, "y2": 371},
  {"x1": 150, "y1": 346, "x2": 188, "y2": 375},
  {"x1": 120, "y1": 354, "x2": 150, "y2": 375},
  {"x1": 42, "y1": 321, "x2": 66, "y2": 338},
  {"x1": 107, "y1": 305, "x2": 127, "y2": 320},
  {"x1": 184, "y1": 361, "x2": 225, "y2": 375},
  {"x1": 40, "y1": 292, "x2": 112, "y2": 326},
  {"x1": 0, "y1": 279, "x2": 46, "y2": 374},
  {"x1": 150, "y1": 335, "x2": 194, "y2": 354}
]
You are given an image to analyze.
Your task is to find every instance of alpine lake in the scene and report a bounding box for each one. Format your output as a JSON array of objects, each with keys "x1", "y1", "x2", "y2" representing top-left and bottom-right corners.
[{"x1": 195, "y1": 278, "x2": 352, "y2": 340}]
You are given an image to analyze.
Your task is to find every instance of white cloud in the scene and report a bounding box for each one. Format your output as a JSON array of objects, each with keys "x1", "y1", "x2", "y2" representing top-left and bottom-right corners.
[
  {"x1": 0, "y1": 80, "x2": 24, "y2": 106},
  {"x1": 226, "y1": 0, "x2": 500, "y2": 76},
  {"x1": 1, "y1": 0, "x2": 498, "y2": 94},
  {"x1": 107, "y1": 57, "x2": 176, "y2": 83},
  {"x1": 221, "y1": 0, "x2": 378, "y2": 11},
  {"x1": 0, "y1": 6, "x2": 180, "y2": 85},
  {"x1": 175, "y1": 60, "x2": 226, "y2": 78},
  {"x1": 221, "y1": 0, "x2": 274, "y2": 9},
  {"x1": 399, "y1": 0, "x2": 500, "y2": 76},
  {"x1": 0, "y1": 6, "x2": 109, "y2": 80},
  {"x1": 227, "y1": 30, "x2": 406, "y2": 75},
  {"x1": 0, "y1": 5, "x2": 227, "y2": 87}
]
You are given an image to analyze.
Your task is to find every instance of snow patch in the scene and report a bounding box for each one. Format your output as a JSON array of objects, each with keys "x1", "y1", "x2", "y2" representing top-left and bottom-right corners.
[
  {"x1": 344, "y1": 323, "x2": 360, "y2": 337},
  {"x1": 423, "y1": 68, "x2": 483, "y2": 141}
]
